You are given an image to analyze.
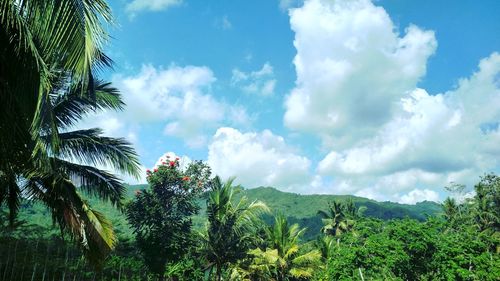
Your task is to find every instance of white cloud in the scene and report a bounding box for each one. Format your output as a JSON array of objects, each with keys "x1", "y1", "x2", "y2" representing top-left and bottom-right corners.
[
  {"x1": 232, "y1": 63, "x2": 277, "y2": 97},
  {"x1": 283, "y1": 0, "x2": 500, "y2": 203},
  {"x1": 399, "y1": 189, "x2": 440, "y2": 205},
  {"x1": 111, "y1": 64, "x2": 251, "y2": 148},
  {"x1": 284, "y1": 0, "x2": 436, "y2": 146},
  {"x1": 126, "y1": 0, "x2": 182, "y2": 17},
  {"x1": 208, "y1": 127, "x2": 318, "y2": 193},
  {"x1": 318, "y1": 54, "x2": 500, "y2": 186}
]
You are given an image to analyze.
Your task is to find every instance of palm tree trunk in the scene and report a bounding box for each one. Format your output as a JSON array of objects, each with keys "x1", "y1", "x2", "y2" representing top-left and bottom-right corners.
[
  {"x1": 9, "y1": 239, "x2": 19, "y2": 281},
  {"x1": 31, "y1": 263, "x2": 38, "y2": 281},
  {"x1": 30, "y1": 240, "x2": 40, "y2": 281},
  {"x1": 2, "y1": 239, "x2": 11, "y2": 280},
  {"x1": 41, "y1": 243, "x2": 50, "y2": 281},
  {"x1": 216, "y1": 263, "x2": 222, "y2": 281},
  {"x1": 72, "y1": 258, "x2": 81, "y2": 281},
  {"x1": 20, "y1": 241, "x2": 30, "y2": 281},
  {"x1": 61, "y1": 245, "x2": 68, "y2": 281}
]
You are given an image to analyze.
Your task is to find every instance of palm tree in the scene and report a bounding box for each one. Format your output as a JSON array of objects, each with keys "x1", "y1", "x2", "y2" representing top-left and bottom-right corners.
[
  {"x1": 202, "y1": 176, "x2": 269, "y2": 281},
  {"x1": 318, "y1": 201, "x2": 354, "y2": 237},
  {"x1": 0, "y1": 78, "x2": 140, "y2": 264},
  {"x1": 0, "y1": 0, "x2": 132, "y2": 264},
  {"x1": 246, "y1": 214, "x2": 321, "y2": 281},
  {"x1": 0, "y1": 0, "x2": 114, "y2": 146},
  {"x1": 471, "y1": 174, "x2": 500, "y2": 232},
  {"x1": 316, "y1": 236, "x2": 336, "y2": 261},
  {"x1": 442, "y1": 197, "x2": 459, "y2": 223}
]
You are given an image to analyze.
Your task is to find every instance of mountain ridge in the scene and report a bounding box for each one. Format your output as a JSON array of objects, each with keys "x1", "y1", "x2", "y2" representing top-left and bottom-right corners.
[{"x1": 8, "y1": 185, "x2": 443, "y2": 241}]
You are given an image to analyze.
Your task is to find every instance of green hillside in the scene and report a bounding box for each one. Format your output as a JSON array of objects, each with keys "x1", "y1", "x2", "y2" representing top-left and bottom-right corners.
[
  {"x1": 7, "y1": 185, "x2": 442, "y2": 241},
  {"x1": 238, "y1": 186, "x2": 441, "y2": 220},
  {"x1": 233, "y1": 186, "x2": 442, "y2": 239}
]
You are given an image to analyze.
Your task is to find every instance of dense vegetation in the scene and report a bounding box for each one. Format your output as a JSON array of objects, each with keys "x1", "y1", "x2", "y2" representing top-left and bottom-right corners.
[
  {"x1": 1, "y1": 168, "x2": 499, "y2": 280},
  {"x1": 0, "y1": 0, "x2": 140, "y2": 263}
]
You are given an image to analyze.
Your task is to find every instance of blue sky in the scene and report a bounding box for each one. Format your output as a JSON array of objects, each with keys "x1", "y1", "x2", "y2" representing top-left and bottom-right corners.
[{"x1": 84, "y1": 0, "x2": 500, "y2": 203}]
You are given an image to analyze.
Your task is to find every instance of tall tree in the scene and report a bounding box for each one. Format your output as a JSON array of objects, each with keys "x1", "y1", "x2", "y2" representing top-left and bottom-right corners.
[
  {"x1": 317, "y1": 201, "x2": 355, "y2": 239},
  {"x1": 246, "y1": 214, "x2": 321, "y2": 281},
  {"x1": 0, "y1": 0, "x2": 130, "y2": 264},
  {"x1": 202, "y1": 176, "x2": 268, "y2": 281},
  {"x1": 0, "y1": 0, "x2": 114, "y2": 145},
  {"x1": 442, "y1": 197, "x2": 459, "y2": 224},
  {"x1": 126, "y1": 158, "x2": 211, "y2": 278},
  {"x1": 471, "y1": 173, "x2": 500, "y2": 232},
  {"x1": 0, "y1": 79, "x2": 140, "y2": 264}
]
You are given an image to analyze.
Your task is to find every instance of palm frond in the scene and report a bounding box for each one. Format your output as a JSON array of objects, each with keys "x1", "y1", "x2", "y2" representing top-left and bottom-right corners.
[
  {"x1": 52, "y1": 79, "x2": 124, "y2": 129},
  {"x1": 81, "y1": 200, "x2": 117, "y2": 254},
  {"x1": 317, "y1": 209, "x2": 331, "y2": 219},
  {"x1": 52, "y1": 158, "x2": 125, "y2": 207},
  {"x1": 1, "y1": 0, "x2": 115, "y2": 149},
  {"x1": 292, "y1": 250, "x2": 321, "y2": 266},
  {"x1": 43, "y1": 128, "x2": 140, "y2": 178},
  {"x1": 26, "y1": 175, "x2": 116, "y2": 265}
]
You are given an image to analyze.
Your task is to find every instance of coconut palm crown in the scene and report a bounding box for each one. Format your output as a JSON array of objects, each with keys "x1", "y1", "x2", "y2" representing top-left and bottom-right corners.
[{"x1": 0, "y1": 77, "x2": 140, "y2": 264}]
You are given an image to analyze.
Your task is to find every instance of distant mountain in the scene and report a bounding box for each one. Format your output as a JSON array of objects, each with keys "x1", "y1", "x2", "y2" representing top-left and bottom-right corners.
[
  {"x1": 228, "y1": 186, "x2": 442, "y2": 239},
  {"x1": 9, "y1": 185, "x2": 443, "y2": 241}
]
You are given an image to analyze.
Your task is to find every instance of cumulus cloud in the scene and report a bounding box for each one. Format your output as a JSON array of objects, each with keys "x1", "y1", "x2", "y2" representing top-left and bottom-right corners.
[
  {"x1": 232, "y1": 63, "x2": 277, "y2": 97},
  {"x1": 126, "y1": 0, "x2": 182, "y2": 18},
  {"x1": 285, "y1": 0, "x2": 436, "y2": 146},
  {"x1": 318, "y1": 54, "x2": 500, "y2": 198},
  {"x1": 207, "y1": 127, "x2": 319, "y2": 193},
  {"x1": 110, "y1": 64, "x2": 251, "y2": 148},
  {"x1": 284, "y1": 0, "x2": 500, "y2": 203},
  {"x1": 399, "y1": 189, "x2": 440, "y2": 205}
]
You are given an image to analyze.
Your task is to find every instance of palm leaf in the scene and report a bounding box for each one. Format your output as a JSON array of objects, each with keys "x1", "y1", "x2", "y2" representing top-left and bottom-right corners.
[
  {"x1": 25, "y1": 175, "x2": 116, "y2": 265},
  {"x1": 52, "y1": 158, "x2": 126, "y2": 207},
  {"x1": 44, "y1": 128, "x2": 140, "y2": 178},
  {"x1": 51, "y1": 79, "x2": 124, "y2": 129}
]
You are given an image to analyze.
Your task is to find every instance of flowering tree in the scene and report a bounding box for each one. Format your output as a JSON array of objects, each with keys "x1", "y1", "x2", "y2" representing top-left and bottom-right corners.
[{"x1": 126, "y1": 156, "x2": 211, "y2": 278}]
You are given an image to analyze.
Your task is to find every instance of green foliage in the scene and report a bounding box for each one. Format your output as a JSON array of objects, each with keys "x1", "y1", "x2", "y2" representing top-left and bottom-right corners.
[
  {"x1": 318, "y1": 200, "x2": 359, "y2": 238},
  {"x1": 235, "y1": 186, "x2": 441, "y2": 240},
  {"x1": 202, "y1": 176, "x2": 269, "y2": 281},
  {"x1": 315, "y1": 217, "x2": 500, "y2": 281},
  {"x1": 242, "y1": 213, "x2": 322, "y2": 281},
  {"x1": 2, "y1": 174, "x2": 499, "y2": 280},
  {"x1": 471, "y1": 173, "x2": 500, "y2": 232},
  {"x1": 0, "y1": 78, "x2": 140, "y2": 266},
  {"x1": 126, "y1": 158, "x2": 211, "y2": 277},
  {"x1": 0, "y1": 0, "x2": 142, "y2": 266}
]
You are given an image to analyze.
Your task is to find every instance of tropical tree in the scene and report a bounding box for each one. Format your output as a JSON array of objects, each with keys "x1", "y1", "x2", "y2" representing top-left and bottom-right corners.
[
  {"x1": 246, "y1": 214, "x2": 321, "y2": 281},
  {"x1": 442, "y1": 197, "x2": 459, "y2": 224},
  {"x1": 202, "y1": 176, "x2": 269, "y2": 281},
  {"x1": 0, "y1": 79, "x2": 140, "y2": 264},
  {"x1": 471, "y1": 173, "x2": 500, "y2": 232},
  {"x1": 0, "y1": 0, "x2": 131, "y2": 264},
  {"x1": 316, "y1": 236, "x2": 336, "y2": 261},
  {"x1": 0, "y1": 0, "x2": 114, "y2": 145},
  {"x1": 126, "y1": 158, "x2": 211, "y2": 278},
  {"x1": 317, "y1": 201, "x2": 355, "y2": 241}
]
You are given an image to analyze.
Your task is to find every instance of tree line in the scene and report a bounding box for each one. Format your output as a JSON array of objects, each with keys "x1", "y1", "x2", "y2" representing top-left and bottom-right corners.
[{"x1": 2, "y1": 159, "x2": 498, "y2": 280}]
